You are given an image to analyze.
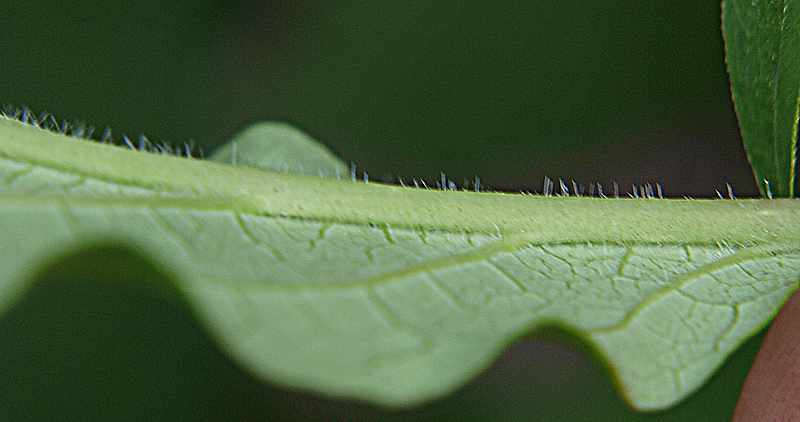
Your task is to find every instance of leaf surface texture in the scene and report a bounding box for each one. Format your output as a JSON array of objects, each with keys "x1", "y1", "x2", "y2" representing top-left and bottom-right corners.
[{"x1": 0, "y1": 116, "x2": 798, "y2": 410}]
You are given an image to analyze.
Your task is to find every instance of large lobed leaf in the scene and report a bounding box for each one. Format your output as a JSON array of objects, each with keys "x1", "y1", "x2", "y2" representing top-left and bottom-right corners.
[
  {"x1": 0, "y1": 116, "x2": 798, "y2": 411},
  {"x1": 723, "y1": 0, "x2": 800, "y2": 197}
]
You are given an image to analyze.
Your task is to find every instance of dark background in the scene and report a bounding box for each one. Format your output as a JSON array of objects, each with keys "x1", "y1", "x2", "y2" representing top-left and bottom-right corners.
[{"x1": 0, "y1": 1, "x2": 764, "y2": 420}]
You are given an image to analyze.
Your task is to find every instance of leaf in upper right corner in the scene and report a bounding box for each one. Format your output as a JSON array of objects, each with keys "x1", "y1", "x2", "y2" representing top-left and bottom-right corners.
[{"x1": 723, "y1": 0, "x2": 800, "y2": 197}]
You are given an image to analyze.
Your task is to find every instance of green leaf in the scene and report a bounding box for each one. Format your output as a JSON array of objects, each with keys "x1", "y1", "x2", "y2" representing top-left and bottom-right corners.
[
  {"x1": 723, "y1": 0, "x2": 800, "y2": 197},
  {"x1": 209, "y1": 122, "x2": 348, "y2": 177},
  {"x1": 0, "y1": 116, "x2": 799, "y2": 411}
]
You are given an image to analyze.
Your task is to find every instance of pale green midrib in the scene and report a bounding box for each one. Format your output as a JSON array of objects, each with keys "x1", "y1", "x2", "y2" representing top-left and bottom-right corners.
[
  {"x1": 781, "y1": 0, "x2": 799, "y2": 199},
  {"x1": 1, "y1": 116, "x2": 800, "y2": 244},
  {"x1": 791, "y1": 92, "x2": 799, "y2": 197},
  {"x1": 197, "y1": 236, "x2": 800, "y2": 292},
  {"x1": 772, "y1": 0, "x2": 798, "y2": 197},
  {"x1": 2, "y1": 194, "x2": 799, "y2": 265},
  {"x1": 792, "y1": 0, "x2": 800, "y2": 199},
  {"x1": 589, "y1": 245, "x2": 800, "y2": 335}
]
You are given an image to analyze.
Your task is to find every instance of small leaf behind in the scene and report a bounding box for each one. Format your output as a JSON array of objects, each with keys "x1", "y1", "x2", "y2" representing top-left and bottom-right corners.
[
  {"x1": 210, "y1": 122, "x2": 348, "y2": 177},
  {"x1": 723, "y1": 0, "x2": 800, "y2": 197}
]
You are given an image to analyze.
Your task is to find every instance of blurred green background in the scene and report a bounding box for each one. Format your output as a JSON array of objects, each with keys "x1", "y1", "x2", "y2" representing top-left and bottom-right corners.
[{"x1": 0, "y1": 1, "x2": 764, "y2": 420}]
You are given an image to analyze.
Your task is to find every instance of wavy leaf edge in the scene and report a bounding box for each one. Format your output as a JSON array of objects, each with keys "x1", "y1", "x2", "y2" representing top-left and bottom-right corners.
[{"x1": 0, "y1": 115, "x2": 799, "y2": 412}]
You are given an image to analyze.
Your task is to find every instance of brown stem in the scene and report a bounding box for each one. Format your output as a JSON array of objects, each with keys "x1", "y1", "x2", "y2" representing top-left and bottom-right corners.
[{"x1": 734, "y1": 290, "x2": 800, "y2": 421}]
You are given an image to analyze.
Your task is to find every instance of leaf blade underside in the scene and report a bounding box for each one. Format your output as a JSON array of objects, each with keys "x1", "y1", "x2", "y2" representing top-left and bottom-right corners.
[
  {"x1": 723, "y1": 0, "x2": 800, "y2": 197},
  {"x1": 0, "y1": 116, "x2": 799, "y2": 411}
]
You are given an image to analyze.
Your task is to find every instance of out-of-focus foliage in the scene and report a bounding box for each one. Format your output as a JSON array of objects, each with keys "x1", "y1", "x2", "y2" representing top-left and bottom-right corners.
[{"x1": 0, "y1": 1, "x2": 751, "y2": 193}]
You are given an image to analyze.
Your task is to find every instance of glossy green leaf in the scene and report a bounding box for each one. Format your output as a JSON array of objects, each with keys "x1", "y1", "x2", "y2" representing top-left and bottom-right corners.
[
  {"x1": 723, "y1": 0, "x2": 800, "y2": 197},
  {"x1": 0, "y1": 116, "x2": 798, "y2": 411}
]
